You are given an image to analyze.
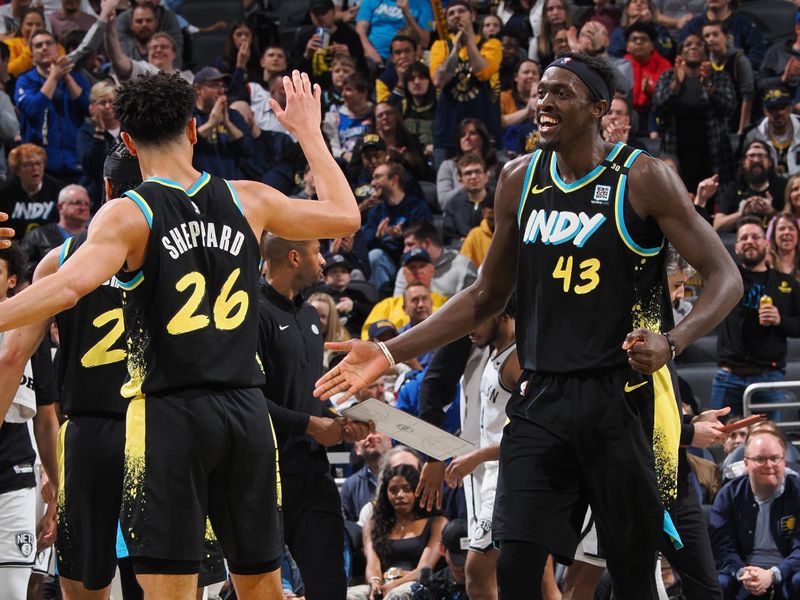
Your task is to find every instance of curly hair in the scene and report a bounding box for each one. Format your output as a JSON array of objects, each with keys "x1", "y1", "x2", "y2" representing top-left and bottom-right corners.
[
  {"x1": 114, "y1": 72, "x2": 196, "y2": 146},
  {"x1": 370, "y1": 464, "x2": 424, "y2": 567},
  {"x1": 0, "y1": 243, "x2": 28, "y2": 292}
]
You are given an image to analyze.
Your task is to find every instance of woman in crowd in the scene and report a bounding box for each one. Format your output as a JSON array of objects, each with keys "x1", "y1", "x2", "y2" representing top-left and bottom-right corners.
[
  {"x1": 531, "y1": 0, "x2": 574, "y2": 63},
  {"x1": 6, "y1": 7, "x2": 63, "y2": 78},
  {"x1": 216, "y1": 21, "x2": 262, "y2": 101},
  {"x1": 77, "y1": 81, "x2": 120, "y2": 210},
  {"x1": 348, "y1": 464, "x2": 447, "y2": 600},
  {"x1": 309, "y1": 292, "x2": 350, "y2": 369},
  {"x1": 495, "y1": 0, "x2": 535, "y2": 44},
  {"x1": 396, "y1": 61, "x2": 436, "y2": 158},
  {"x1": 768, "y1": 213, "x2": 800, "y2": 280},
  {"x1": 436, "y1": 118, "x2": 499, "y2": 212},
  {"x1": 374, "y1": 102, "x2": 431, "y2": 182},
  {"x1": 609, "y1": 0, "x2": 675, "y2": 61},
  {"x1": 480, "y1": 13, "x2": 505, "y2": 40}
]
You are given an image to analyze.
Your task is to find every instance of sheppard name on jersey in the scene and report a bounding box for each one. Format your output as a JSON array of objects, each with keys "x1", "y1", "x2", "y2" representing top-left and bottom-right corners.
[
  {"x1": 161, "y1": 221, "x2": 246, "y2": 259},
  {"x1": 522, "y1": 209, "x2": 606, "y2": 247}
]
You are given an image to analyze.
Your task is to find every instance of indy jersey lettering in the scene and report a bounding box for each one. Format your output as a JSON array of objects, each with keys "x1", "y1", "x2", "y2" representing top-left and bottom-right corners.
[
  {"x1": 55, "y1": 233, "x2": 129, "y2": 416},
  {"x1": 121, "y1": 173, "x2": 263, "y2": 396},
  {"x1": 515, "y1": 142, "x2": 669, "y2": 373}
]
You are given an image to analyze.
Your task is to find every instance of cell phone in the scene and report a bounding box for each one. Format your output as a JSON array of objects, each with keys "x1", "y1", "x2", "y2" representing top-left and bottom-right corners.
[{"x1": 720, "y1": 414, "x2": 766, "y2": 434}]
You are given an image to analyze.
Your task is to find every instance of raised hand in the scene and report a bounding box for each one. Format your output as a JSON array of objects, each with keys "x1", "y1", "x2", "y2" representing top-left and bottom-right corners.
[
  {"x1": 314, "y1": 340, "x2": 392, "y2": 402},
  {"x1": 236, "y1": 39, "x2": 251, "y2": 69},
  {"x1": 270, "y1": 71, "x2": 322, "y2": 139}
]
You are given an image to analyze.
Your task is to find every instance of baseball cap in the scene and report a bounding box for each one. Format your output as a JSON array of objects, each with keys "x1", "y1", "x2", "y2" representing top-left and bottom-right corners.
[
  {"x1": 368, "y1": 320, "x2": 398, "y2": 339},
  {"x1": 402, "y1": 248, "x2": 432, "y2": 266},
  {"x1": 322, "y1": 254, "x2": 352, "y2": 274},
  {"x1": 194, "y1": 66, "x2": 232, "y2": 86},
  {"x1": 361, "y1": 132, "x2": 387, "y2": 153},
  {"x1": 441, "y1": 518, "x2": 469, "y2": 567},
  {"x1": 310, "y1": 0, "x2": 335, "y2": 13},
  {"x1": 763, "y1": 86, "x2": 791, "y2": 109}
]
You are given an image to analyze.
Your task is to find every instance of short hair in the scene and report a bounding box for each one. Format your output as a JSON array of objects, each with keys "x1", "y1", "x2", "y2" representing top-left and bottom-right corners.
[
  {"x1": 456, "y1": 152, "x2": 486, "y2": 174},
  {"x1": 90, "y1": 80, "x2": 116, "y2": 104},
  {"x1": 29, "y1": 29, "x2": 55, "y2": 50},
  {"x1": 132, "y1": 2, "x2": 157, "y2": 17},
  {"x1": 331, "y1": 53, "x2": 356, "y2": 69},
  {"x1": 149, "y1": 31, "x2": 177, "y2": 53},
  {"x1": 403, "y1": 221, "x2": 442, "y2": 247},
  {"x1": 390, "y1": 34, "x2": 417, "y2": 51},
  {"x1": 665, "y1": 244, "x2": 696, "y2": 278},
  {"x1": 405, "y1": 280, "x2": 431, "y2": 298},
  {"x1": 551, "y1": 52, "x2": 617, "y2": 105},
  {"x1": 378, "y1": 445, "x2": 422, "y2": 472},
  {"x1": 261, "y1": 234, "x2": 315, "y2": 265},
  {"x1": 342, "y1": 72, "x2": 369, "y2": 93},
  {"x1": 0, "y1": 243, "x2": 28, "y2": 284},
  {"x1": 701, "y1": 19, "x2": 728, "y2": 34},
  {"x1": 8, "y1": 143, "x2": 47, "y2": 173},
  {"x1": 745, "y1": 427, "x2": 788, "y2": 453},
  {"x1": 58, "y1": 184, "x2": 89, "y2": 205},
  {"x1": 114, "y1": 72, "x2": 196, "y2": 147},
  {"x1": 625, "y1": 21, "x2": 657, "y2": 42},
  {"x1": 735, "y1": 215, "x2": 765, "y2": 233},
  {"x1": 384, "y1": 161, "x2": 405, "y2": 188}
]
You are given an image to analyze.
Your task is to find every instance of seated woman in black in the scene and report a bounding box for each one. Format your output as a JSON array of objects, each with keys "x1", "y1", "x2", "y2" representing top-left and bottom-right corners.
[{"x1": 348, "y1": 464, "x2": 447, "y2": 600}]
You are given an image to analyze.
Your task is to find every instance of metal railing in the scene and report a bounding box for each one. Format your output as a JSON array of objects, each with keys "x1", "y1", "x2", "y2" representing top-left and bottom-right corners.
[{"x1": 743, "y1": 381, "x2": 800, "y2": 444}]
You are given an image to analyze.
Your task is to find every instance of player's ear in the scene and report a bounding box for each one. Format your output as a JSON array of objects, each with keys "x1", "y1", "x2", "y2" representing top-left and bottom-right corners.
[
  {"x1": 104, "y1": 177, "x2": 113, "y2": 202},
  {"x1": 187, "y1": 118, "x2": 198, "y2": 145},
  {"x1": 120, "y1": 131, "x2": 137, "y2": 156},
  {"x1": 592, "y1": 99, "x2": 609, "y2": 120}
]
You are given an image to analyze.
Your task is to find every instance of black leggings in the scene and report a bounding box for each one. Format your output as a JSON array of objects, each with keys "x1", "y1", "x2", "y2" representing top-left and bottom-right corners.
[{"x1": 497, "y1": 540, "x2": 660, "y2": 600}]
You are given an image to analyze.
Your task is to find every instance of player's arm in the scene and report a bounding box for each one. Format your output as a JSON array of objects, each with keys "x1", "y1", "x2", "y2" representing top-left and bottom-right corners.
[
  {"x1": 315, "y1": 155, "x2": 525, "y2": 401},
  {"x1": 0, "y1": 248, "x2": 59, "y2": 427},
  {"x1": 626, "y1": 156, "x2": 743, "y2": 371},
  {"x1": 0, "y1": 199, "x2": 147, "y2": 332},
  {"x1": 236, "y1": 71, "x2": 360, "y2": 241}
]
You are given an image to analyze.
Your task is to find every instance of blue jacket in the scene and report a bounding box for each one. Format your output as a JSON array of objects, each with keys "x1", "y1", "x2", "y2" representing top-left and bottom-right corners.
[
  {"x1": 15, "y1": 68, "x2": 90, "y2": 175},
  {"x1": 680, "y1": 12, "x2": 766, "y2": 70},
  {"x1": 192, "y1": 107, "x2": 255, "y2": 180},
  {"x1": 340, "y1": 464, "x2": 378, "y2": 522},
  {"x1": 362, "y1": 193, "x2": 432, "y2": 260},
  {"x1": 709, "y1": 474, "x2": 800, "y2": 582}
]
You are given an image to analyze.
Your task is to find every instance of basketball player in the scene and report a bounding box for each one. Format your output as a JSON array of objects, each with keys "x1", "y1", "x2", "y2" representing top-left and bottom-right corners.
[
  {"x1": 0, "y1": 70, "x2": 360, "y2": 600},
  {"x1": 315, "y1": 53, "x2": 742, "y2": 599}
]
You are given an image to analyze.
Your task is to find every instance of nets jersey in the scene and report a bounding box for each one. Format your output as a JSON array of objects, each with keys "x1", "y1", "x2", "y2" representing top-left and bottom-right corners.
[
  {"x1": 121, "y1": 173, "x2": 264, "y2": 396},
  {"x1": 55, "y1": 233, "x2": 129, "y2": 416},
  {"x1": 479, "y1": 343, "x2": 515, "y2": 449},
  {"x1": 516, "y1": 142, "x2": 670, "y2": 374}
]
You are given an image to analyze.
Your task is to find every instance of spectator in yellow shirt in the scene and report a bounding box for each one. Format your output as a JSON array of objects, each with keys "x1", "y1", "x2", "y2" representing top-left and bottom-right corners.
[{"x1": 460, "y1": 195, "x2": 494, "y2": 266}]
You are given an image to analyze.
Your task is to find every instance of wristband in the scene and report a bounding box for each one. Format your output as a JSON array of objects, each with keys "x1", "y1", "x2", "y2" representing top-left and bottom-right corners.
[
  {"x1": 370, "y1": 576, "x2": 382, "y2": 584},
  {"x1": 375, "y1": 341, "x2": 395, "y2": 368},
  {"x1": 662, "y1": 331, "x2": 677, "y2": 361}
]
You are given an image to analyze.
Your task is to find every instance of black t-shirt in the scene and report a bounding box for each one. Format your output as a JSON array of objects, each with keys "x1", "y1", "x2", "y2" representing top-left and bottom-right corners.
[
  {"x1": 0, "y1": 174, "x2": 65, "y2": 240},
  {"x1": 292, "y1": 23, "x2": 367, "y2": 82},
  {"x1": 0, "y1": 338, "x2": 57, "y2": 494}
]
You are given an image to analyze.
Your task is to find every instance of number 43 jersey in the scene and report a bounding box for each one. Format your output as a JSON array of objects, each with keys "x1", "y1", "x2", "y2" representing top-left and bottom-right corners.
[
  {"x1": 56, "y1": 232, "x2": 128, "y2": 416},
  {"x1": 516, "y1": 142, "x2": 670, "y2": 374},
  {"x1": 121, "y1": 173, "x2": 264, "y2": 397}
]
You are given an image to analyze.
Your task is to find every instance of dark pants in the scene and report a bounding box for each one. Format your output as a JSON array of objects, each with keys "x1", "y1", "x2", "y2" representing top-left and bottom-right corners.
[{"x1": 282, "y1": 472, "x2": 346, "y2": 600}]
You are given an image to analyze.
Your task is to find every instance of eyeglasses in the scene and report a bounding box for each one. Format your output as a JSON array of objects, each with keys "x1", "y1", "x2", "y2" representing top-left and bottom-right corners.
[
  {"x1": 93, "y1": 98, "x2": 114, "y2": 106},
  {"x1": 20, "y1": 161, "x2": 44, "y2": 169},
  {"x1": 744, "y1": 455, "x2": 784, "y2": 466}
]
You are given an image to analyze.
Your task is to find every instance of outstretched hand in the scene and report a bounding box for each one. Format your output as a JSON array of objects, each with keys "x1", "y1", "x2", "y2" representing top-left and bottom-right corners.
[
  {"x1": 622, "y1": 328, "x2": 671, "y2": 374},
  {"x1": 0, "y1": 212, "x2": 14, "y2": 248},
  {"x1": 270, "y1": 70, "x2": 321, "y2": 138},
  {"x1": 314, "y1": 340, "x2": 391, "y2": 402}
]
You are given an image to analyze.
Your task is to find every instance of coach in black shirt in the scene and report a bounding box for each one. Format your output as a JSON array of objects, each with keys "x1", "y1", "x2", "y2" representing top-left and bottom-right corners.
[{"x1": 257, "y1": 235, "x2": 369, "y2": 600}]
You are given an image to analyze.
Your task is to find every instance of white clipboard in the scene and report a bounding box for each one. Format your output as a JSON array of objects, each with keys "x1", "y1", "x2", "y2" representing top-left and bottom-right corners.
[{"x1": 341, "y1": 398, "x2": 474, "y2": 461}]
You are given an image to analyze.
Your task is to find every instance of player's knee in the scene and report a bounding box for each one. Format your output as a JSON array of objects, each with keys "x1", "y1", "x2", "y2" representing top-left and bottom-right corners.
[{"x1": 227, "y1": 557, "x2": 281, "y2": 576}]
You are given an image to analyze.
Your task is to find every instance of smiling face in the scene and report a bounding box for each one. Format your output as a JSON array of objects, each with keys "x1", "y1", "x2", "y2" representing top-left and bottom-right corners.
[
  {"x1": 745, "y1": 433, "x2": 786, "y2": 498},
  {"x1": 735, "y1": 223, "x2": 769, "y2": 268},
  {"x1": 515, "y1": 60, "x2": 540, "y2": 98},
  {"x1": 773, "y1": 216, "x2": 799, "y2": 254},
  {"x1": 537, "y1": 66, "x2": 605, "y2": 151},
  {"x1": 147, "y1": 35, "x2": 175, "y2": 70},
  {"x1": 680, "y1": 34, "x2": 706, "y2": 67},
  {"x1": 20, "y1": 11, "x2": 44, "y2": 41}
]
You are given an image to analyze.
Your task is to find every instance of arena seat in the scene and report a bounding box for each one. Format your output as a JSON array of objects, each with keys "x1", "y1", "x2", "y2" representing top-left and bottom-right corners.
[
  {"x1": 181, "y1": 0, "x2": 244, "y2": 28},
  {"x1": 676, "y1": 335, "x2": 718, "y2": 365},
  {"x1": 278, "y1": 0, "x2": 312, "y2": 46},
  {"x1": 190, "y1": 31, "x2": 227, "y2": 70},
  {"x1": 419, "y1": 180, "x2": 440, "y2": 214},
  {"x1": 737, "y1": 0, "x2": 795, "y2": 45},
  {"x1": 677, "y1": 363, "x2": 718, "y2": 411}
]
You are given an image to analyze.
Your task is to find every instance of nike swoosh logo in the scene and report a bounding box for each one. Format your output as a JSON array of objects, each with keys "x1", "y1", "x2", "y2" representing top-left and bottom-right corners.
[
  {"x1": 279, "y1": 325, "x2": 289, "y2": 331},
  {"x1": 531, "y1": 184, "x2": 552, "y2": 194},
  {"x1": 624, "y1": 381, "x2": 648, "y2": 393}
]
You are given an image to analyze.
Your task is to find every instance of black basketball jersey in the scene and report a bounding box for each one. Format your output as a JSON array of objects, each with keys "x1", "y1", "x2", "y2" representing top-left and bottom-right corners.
[
  {"x1": 121, "y1": 172, "x2": 264, "y2": 396},
  {"x1": 516, "y1": 142, "x2": 669, "y2": 373},
  {"x1": 55, "y1": 233, "x2": 129, "y2": 416}
]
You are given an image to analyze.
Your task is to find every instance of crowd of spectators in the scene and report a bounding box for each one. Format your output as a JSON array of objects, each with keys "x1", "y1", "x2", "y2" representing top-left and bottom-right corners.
[{"x1": 5, "y1": 0, "x2": 800, "y2": 597}]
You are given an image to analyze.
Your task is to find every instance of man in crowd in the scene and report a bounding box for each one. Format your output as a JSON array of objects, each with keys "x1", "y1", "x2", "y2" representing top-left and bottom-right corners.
[
  {"x1": 396, "y1": 220, "x2": 477, "y2": 298},
  {"x1": 308, "y1": 253, "x2": 375, "y2": 338},
  {"x1": 15, "y1": 29, "x2": 90, "y2": 183},
  {"x1": 744, "y1": 87, "x2": 800, "y2": 178},
  {"x1": 340, "y1": 431, "x2": 393, "y2": 521},
  {"x1": 49, "y1": 0, "x2": 97, "y2": 39},
  {"x1": 294, "y1": 0, "x2": 365, "y2": 82},
  {"x1": 711, "y1": 216, "x2": 800, "y2": 417},
  {"x1": 444, "y1": 154, "x2": 494, "y2": 245},
  {"x1": 21, "y1": 183, "x2": 90, "y2": 277},
  {"x1": 459, "y1": 196, "x2": 494, "y2": 267},
  {"x1": 0, "y1": 144, "x2": 63, "y2": 242},
  {"x1": 115, "y1": 0, "x2": 182, "y2": 67},
  {"x1": 710, "y1": 428, "x2": 800, "y2": 599},
  {"x1": 376, "y1": 33, "x2": 417, "y2": 104},
  {"x1": 577, "y1": 20, "x2": 633, "y2": 93}
]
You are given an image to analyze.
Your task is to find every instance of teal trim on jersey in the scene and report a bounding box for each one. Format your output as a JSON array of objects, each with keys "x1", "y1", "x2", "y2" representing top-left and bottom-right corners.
[
  {"x1": 58, "y1": 237, "x2": 73, "y2": 268},
  {"x1": 117, "y1": 270, "x2": 144, "y2": 291},
  {"x1": 224, "y1": 179, "x2": 245, "y2": 216},
  {"x1": 663, "y1": 510, "x2": 684, "y2": 550},
  {"x1": 613, "y1": 149, "x2": 662, "y2": 257},
  {"x1": 123, "y1": 190, "x2": 153, "y2": 229},
  {"x1": 146, "y1": 171, "x2": 211, "y2": 197},
  {"x1": 550, "y1": 142, "x2": 624, "y2": 193},
  {"x1": 517, "y1": 150, "x2": 542, "y2": 227}
]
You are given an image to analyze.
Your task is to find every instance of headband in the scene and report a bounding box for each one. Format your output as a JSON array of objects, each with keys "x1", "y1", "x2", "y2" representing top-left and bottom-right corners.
[{"x1": 545, "y1": 56, "x2": 612, "y2": 106}]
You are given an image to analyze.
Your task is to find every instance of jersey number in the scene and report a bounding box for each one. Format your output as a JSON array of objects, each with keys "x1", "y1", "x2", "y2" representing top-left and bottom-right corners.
[
  {"x1": 167, "y1": 268, "x2": 249, "y2": 335},
  {"x1": 81, "y1": 308, "x2": 126, "y2": 368},
  {"x1": 552, "y1": 256, "x2": 600, "y2": 295}
]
